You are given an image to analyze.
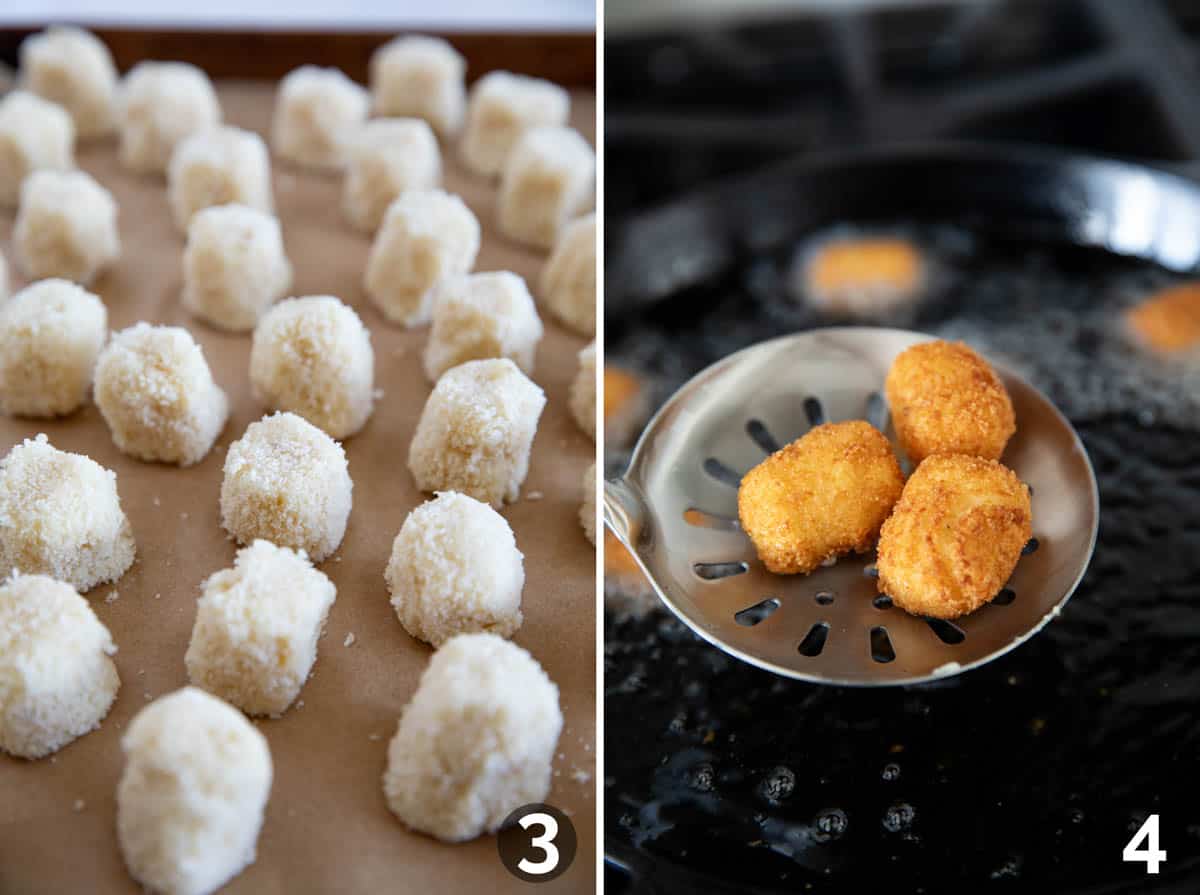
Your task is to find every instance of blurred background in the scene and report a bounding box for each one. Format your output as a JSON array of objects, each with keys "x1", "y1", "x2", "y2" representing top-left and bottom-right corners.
[
  {"x1": 604, "y1": 1, "x2": 1200, "y2": 893},
  {"x1": 0, "y1": 1, "x2": 594, "y2": 30},
  {"x1": 0, "y1": 1, "x2": 594, "y2": 85}
]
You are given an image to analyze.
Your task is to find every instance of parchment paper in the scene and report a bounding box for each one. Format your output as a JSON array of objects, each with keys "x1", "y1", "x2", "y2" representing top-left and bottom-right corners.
[{"x1": 0, "y1": 82, "x2": 596, "y2": 895}]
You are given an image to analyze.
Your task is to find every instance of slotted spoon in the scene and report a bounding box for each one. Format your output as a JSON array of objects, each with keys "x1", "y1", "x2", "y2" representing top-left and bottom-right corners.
[{"x1": 604, "y1": 327, "x2": 1099, "y2": 685}]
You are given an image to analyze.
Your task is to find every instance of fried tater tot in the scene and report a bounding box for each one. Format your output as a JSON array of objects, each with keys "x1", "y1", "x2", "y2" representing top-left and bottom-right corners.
[
  {"x1": 884, "y1": 340, "x2": 1015, "y2": 465},
  {"x1": 876, "y1": 454, "x2": 1032, "y2": 619},
  {"x1": 801, "y1": 235, "x2": 926, "y2": 317},
  {"x1": 737, "y1": 420, "x2": 904, "y2": 574}
]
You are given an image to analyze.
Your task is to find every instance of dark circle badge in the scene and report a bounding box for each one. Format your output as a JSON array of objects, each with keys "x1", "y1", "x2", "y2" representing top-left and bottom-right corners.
[{"x1": 497, "y1": 803, "x2": 577, "y2": 882}]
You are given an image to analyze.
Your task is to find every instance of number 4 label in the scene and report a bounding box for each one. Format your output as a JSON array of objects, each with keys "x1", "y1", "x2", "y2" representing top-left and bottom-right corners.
[{"x1": 1123, "y1": 814, "x2": 1167, "y2": 875}]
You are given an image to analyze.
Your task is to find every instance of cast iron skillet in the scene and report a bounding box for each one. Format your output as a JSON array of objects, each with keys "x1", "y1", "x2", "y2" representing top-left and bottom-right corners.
[
  {"x1": 604, "y1": 143, "x2": 1200, "y2": 894},
  {"x1": 608, "y1": 141, "x2": 1200, "y2": 315}
]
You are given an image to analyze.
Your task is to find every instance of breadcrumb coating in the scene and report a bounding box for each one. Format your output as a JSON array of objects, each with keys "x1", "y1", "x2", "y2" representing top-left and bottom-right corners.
[
  {"x1": 0, "y1": 434, "x2": 135, "y2": 591},
  {"x1": 118, "y1": 62, "x2": 220, "y2": 174},
  {"x1": 408, "y1": 358, "x2": 545, "y2": 507},
  {"x1": 385, "y1": 492, "x2": 523, "y2": 646},
  {"x1": 0, "y1": 90, "x2": 74, "y2": 207},
  {"x1": 540, "y1": 212, "x2": 596, "y2": 337},
  {"x1": 370, "y1": 36, "x2": 466, "y2": 137},
  {"x1": 497, "y1": 125, "x2": 594, "y2": 250},
  {"x1": 220, "y1": 412, "x2": 353, "y2": 562},
  {"x1": 21, "y1": 26, "x2": 118, "y2": 139},
  {"x1": 460, "y1": 71, "x2": 568, "y2": 177},
  {"x1": 117, "y1": 687, "x2": 271, "y2": 895},
  {"x1": 341, "y1": 118, "x2": 440, "y2": 232},
  {"x1": 94, "y1": 322, "x2": 229, "y2": 466},
  {"x1": 271, "y1": 65, "x2": 367, "y2": 170},
  {"x1": 364, "y1": 188, "x2": 480, "y2": 327},
  {"x1": 168, "y1": 125, "x2": 273, "y2": 230},
  {"x1": 422, "y1": 270, "x2": 544, "y2": 382},
  {"x1": 0, "y1": 279, "x2": 107, "y2": 418},
  {"x1": 877, "y1": 454, "x2": 1032, "y2": 619},
  {"x1": 382, "y1": 633, "x2": 561, "y2": 842},
  {"x1": 249, "y1": 295, "x2": 375, "y2": 439},
  {"x1": 738, "y1": 420, "x2": 904, "y2": 574},
  {"x1": 885, "y1": 339, "x2": 1015, "y2": 464},
  {"x1": 14, "y1": 168, "x2": 119, "y2": 285},
  {"x1": 186, "y1": 540, "x2": 336, "y2": 716},
  {"x1": 569, "y1": 342, "x2": 596, "y2": 440},
  {"x1": 0, "y1": 572, "x2": 119, "y2": 758}
]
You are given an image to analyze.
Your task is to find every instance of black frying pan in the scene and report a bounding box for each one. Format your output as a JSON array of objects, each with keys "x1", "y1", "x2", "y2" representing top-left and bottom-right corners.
[{"x1": 604, "y1": 144, "x2": 1200, "y2": 894}]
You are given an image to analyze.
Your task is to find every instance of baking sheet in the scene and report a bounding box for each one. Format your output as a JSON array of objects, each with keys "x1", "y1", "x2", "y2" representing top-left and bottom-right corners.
[{"x1": 0, "y1": 82, "x2": 596, "y2": 894}]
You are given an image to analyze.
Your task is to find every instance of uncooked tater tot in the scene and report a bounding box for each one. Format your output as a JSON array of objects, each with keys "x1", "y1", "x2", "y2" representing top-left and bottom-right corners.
[
  {"x1": 884, "y1": 339, "x2": 1015, "y2": 465},
  {"x1": 877, "y1": 454, "x2": 1031, "y2": 619},
  {"x1": 737, "y1": 420, "x2": 904, "y2": 574}
]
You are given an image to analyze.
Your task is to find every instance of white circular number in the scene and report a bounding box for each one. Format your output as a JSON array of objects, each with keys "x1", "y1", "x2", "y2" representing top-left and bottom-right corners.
[{"x1": 517, "y1": 811, "x2": 560, "y2": 876}]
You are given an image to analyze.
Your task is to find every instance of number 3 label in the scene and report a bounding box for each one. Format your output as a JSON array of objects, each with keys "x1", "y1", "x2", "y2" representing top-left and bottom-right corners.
[
  {"x1": 1123, "y1": 814, "x2": 1167, "y2": 875},
  {"x1": 498, "y1": 803, "x2": 578, "y2": 882},
  {"x1": 518, "y1": 812, "x2": 560, "y2": 875}
]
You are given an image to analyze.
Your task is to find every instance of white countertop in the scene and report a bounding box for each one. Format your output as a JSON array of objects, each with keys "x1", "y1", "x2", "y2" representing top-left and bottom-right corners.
[{"x1": 0, "y1": 0, "x2": 595, "y2": 32}]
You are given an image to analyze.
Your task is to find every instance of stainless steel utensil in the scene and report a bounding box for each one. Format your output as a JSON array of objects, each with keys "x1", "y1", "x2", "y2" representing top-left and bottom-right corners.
[{"x1": 604, "y1": 327, "x2": 1099, "y2": 685}]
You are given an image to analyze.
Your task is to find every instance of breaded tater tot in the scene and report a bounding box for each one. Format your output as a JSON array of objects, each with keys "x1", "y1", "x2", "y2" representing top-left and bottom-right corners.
[
  {"x1": 738, "y1": 420, "x2": 904, "y2": 574},
  {"x1": 876, "y1": 454, "x2": 1032, "y2": 619},
  {"x1": 884, "y1": 340, "x2": 1015, "y2": 465}
]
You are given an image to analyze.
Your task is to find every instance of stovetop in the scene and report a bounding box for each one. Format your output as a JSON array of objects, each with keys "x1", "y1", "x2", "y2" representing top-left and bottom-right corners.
[
  {"x1": 606, "y1": 0, "x2": 1200, "y2": 229},
  {"x1": 605, "y1": 3, "x2": 1200, "y2": 893}
]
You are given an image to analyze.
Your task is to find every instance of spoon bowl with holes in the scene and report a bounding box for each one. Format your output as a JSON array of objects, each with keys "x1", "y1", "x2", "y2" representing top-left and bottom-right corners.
[{"x1": 604, "y1": 327, "x2": 1099, "y2": 685}]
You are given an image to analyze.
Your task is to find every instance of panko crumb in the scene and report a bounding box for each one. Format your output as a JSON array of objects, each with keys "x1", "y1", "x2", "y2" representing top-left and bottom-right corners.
[
  {"x1": 738, "y1": 421, "x2": 903, "y2": 574},
  {"x1": 526, "y1": 491, "x2": 544, "y2": 501},
  {"x1": 876, "y1": 454, "x2": 1032, "y2": 618},
  {"x1": 105, "y1": 590, "x2": 119, "y2": 603},
  {"x1": 343, "y1": 632, "x2": 356, "y2": 647},
  {"x1": 884, "y1": 339, "x2": 1015, "y2": 465},
  {"x1": 72, "y1": 799, "x2": 85, "y2": 812},
  {"x1": 185, "y1": 539, "x2": 336, "y2": 716}
]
